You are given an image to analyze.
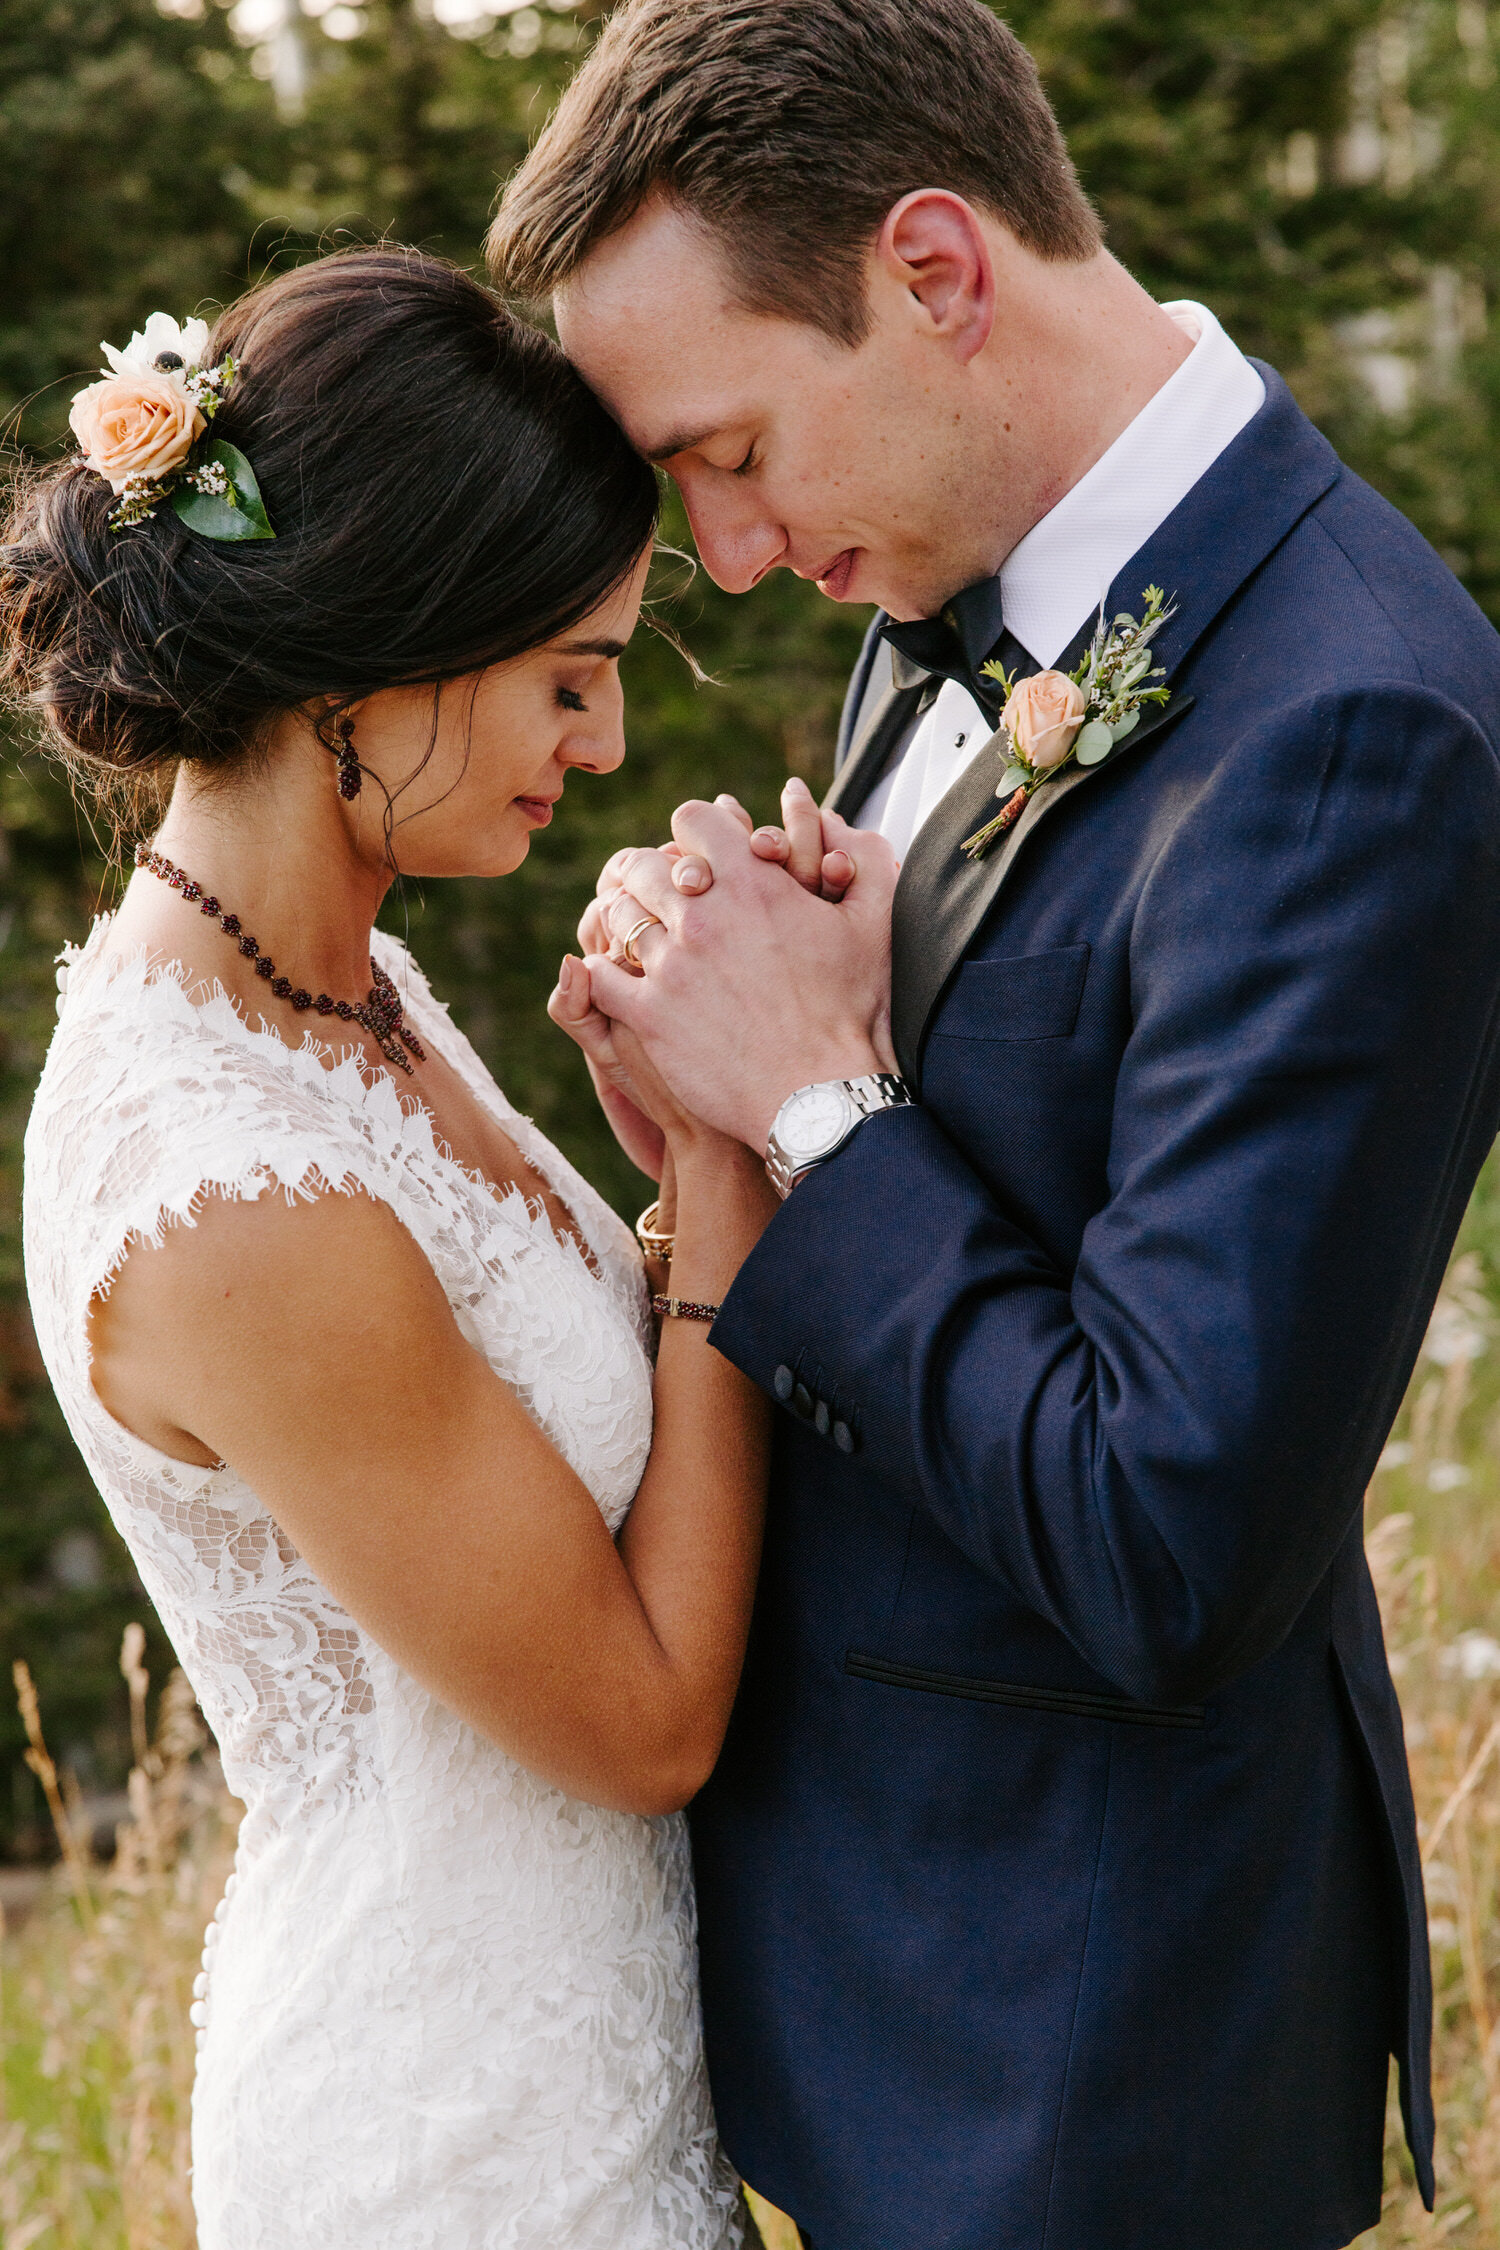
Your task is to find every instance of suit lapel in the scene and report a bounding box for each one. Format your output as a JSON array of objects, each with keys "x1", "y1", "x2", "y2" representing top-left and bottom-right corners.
[
  {"x1": 890, "y1": 691, "x2": 1194, "y2": 1082},
  {"x1": 822, "y1": 673, "x2": 925, "y2": 822}
]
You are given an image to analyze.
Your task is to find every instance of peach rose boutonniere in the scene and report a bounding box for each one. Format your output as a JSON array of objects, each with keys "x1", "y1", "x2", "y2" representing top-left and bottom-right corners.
[
  {"x1": 67, "y1": 312, "x2": 275, "y2": 543},
  {"x1": 1001, "y1": 669, "x2": 1088, "y2": 772},
  {"x1": 962, "y1": 585, "x2": 1176, "y2": 861}
]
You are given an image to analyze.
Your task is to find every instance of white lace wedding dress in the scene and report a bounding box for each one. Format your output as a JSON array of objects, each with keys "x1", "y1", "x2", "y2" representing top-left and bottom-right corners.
[{"x1": 23, "y1": 921, "x2": 746, "y2": 2250}]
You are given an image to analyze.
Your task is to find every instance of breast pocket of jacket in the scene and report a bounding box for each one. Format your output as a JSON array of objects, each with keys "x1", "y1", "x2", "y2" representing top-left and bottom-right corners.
[{"x1": 931, "y1": 942, "x2": 1091, "y2": 1044}]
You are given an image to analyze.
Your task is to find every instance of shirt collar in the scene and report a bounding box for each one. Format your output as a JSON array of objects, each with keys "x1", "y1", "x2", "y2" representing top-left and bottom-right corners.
[
  {"x1": 879, "y1": 300, "x2": 1265, "y2": 694},
  {"x1": 997, "y1": 300, "x2": 1266, "y2": 667}
]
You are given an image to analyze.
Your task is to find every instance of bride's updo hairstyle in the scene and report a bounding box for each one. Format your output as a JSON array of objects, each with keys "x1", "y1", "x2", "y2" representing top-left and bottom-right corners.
[{"x1": 0, "y1": 246, "x2": 659, "y2": 803}]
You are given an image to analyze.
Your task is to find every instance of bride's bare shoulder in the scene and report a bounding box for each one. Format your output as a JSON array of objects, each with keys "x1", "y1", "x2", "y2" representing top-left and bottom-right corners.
[{"x1": 88, "y1": 1178, "x2": 455, "y2": 1468}]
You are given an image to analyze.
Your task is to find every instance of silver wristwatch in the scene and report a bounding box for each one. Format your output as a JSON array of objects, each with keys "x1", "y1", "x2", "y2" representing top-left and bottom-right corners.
[{"x1": 764, "y1": 1073, "x2": 914, "y2": 1200}]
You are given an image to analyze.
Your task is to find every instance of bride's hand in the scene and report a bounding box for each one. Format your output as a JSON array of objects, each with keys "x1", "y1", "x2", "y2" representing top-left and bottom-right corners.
[
  {"x1": 548, "y1": 954, "x2": 717, "y2": 1178},
  {"x1": 580, "y1": 836, "x2": 722, "y2": 966},
  {"x1": 548, "y1": 955, "x2": 665, "y2": 1180},
  {"x1": 578, "y1": 833, "x2": 715, "y2": 963}
]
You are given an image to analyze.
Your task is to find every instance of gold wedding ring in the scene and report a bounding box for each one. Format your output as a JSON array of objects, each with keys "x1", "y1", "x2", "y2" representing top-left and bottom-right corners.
[
  {"x1": 635, "y1": 1199, "x2": 675, "y2": 1262},
  {"x1": 621, "y1": 914, "x2": 661, "y2": 970}
]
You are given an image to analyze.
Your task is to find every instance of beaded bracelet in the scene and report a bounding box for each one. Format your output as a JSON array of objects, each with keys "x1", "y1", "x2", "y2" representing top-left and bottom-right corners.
[{"x1": 651, "y1": 1295, "x2": 721, "y2": 1323}]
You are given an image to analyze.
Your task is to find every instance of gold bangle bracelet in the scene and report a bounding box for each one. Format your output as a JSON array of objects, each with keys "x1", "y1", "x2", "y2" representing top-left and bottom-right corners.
[
  {"x1": 635, "y1": 1199, "x2": 676, "y2": 1263},
  {"x1": 651, "y1": 1295, "x2": 721, "y2": 1323}
]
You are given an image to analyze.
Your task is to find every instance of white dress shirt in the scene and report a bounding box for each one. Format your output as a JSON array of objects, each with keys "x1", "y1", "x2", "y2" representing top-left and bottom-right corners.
[{"x1": 857, "y1": 301, "x2": 1266, "y2": 857}]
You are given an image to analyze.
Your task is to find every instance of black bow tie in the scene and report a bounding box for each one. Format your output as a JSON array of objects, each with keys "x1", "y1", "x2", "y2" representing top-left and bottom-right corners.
[{"x1": 881, "y1": 577, "x2": 1035, "y2": 723}]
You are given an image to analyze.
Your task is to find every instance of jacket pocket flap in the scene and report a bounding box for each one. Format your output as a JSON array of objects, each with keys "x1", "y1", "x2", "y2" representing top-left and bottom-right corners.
[
  {"x1": 845, "y1": 1651, "x2": 1205, "y2": 1727},
  {"x1": 931, "y1": 942, "x2": 1090, "y2": 1044}
]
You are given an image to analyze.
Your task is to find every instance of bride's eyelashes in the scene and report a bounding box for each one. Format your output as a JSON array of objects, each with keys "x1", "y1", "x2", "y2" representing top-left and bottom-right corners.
[
  {"x1": 557, "y1": 686, "x2": 588, "y2": 713},
  {"x1": 733, "y1": 443, "x2": 759, "y2": 479}
]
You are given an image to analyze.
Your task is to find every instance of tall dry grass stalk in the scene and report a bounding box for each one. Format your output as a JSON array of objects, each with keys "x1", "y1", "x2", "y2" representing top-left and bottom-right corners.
[
  {"x1": 0, "y1": 1630, "x2": 238, "y2": 2250},
  {"x1": 743, "y1": 2187, "x2": 803, "y2": 2248},
  {"x1": 1356, "y1": 1510, "x2": 1500, "y2": 2244},
  {"x1": 1352, "y1": 1254, "x2": 1500, "y2": 2246}
]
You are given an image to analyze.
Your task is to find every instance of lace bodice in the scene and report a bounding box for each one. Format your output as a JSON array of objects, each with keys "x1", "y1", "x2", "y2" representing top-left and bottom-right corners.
[{"x1": 23, "y1": 921, "x2": 744, "y2": 2250}]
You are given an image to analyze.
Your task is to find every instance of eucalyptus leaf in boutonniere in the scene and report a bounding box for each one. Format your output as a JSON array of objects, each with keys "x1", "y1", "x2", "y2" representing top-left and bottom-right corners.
[{"x1": 961, "y1": 585, "x2": 1177, "y2": 860}]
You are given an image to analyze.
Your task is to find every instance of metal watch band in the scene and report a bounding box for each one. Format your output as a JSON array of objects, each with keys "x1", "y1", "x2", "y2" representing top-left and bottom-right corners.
[
  {"x1": 764, "y1": 1072, "x2": 914, "y2": 1200},
  {"x1": 845, "y1": 1072, "x2": 914, "y2": 1120}
]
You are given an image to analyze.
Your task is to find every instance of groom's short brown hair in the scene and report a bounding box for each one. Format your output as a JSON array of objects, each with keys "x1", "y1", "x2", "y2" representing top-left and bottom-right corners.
[{"x1": 486, "y1": 0, "x2": 1100, "y2": 348}]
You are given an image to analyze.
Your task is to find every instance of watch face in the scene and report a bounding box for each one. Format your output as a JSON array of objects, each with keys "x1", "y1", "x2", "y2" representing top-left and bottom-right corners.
[{"x1": 780, "y1": 1082, "x2": 856, "y2": 1162}]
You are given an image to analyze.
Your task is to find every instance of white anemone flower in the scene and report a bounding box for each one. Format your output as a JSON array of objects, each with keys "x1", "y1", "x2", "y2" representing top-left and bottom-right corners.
[{"x1": 100, "y1": 312, "x2": 213, "y2": 382}]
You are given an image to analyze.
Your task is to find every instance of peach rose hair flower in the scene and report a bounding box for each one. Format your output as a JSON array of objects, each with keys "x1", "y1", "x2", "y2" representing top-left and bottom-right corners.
[
  {"x1": 69, "y1": 372, "x2": 205, "y2": 495},
  {"x1": 67, "y1": 311, "x2": 272, "y2": 540}
]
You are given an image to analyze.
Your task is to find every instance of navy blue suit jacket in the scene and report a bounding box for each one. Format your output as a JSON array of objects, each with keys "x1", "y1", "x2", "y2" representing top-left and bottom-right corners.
[{"x1": 691, "y1": 374, "x2": 1500, "y2": 2250}]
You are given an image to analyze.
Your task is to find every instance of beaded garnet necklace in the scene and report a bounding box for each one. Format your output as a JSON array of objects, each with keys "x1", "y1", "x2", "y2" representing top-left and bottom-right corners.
[{"x1": 134, "y1": 843, "x2": 427, "y2": 1075}]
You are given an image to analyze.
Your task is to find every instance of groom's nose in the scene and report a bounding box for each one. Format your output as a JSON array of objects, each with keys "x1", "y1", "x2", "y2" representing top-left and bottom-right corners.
[{"x1": 674, "y1": 474, "x2": 787, "y2": 594}]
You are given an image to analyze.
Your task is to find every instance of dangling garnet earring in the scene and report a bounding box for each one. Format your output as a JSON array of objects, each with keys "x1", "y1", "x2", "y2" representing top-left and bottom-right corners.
[{"x1": 332, "y1": 710, "x2": 362, "y2": 801}]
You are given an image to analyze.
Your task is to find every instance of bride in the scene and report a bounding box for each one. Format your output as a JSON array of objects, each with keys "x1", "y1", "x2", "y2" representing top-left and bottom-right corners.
[{"x1": 4, "y1": 246, "x2": 773, "y2": 2248}]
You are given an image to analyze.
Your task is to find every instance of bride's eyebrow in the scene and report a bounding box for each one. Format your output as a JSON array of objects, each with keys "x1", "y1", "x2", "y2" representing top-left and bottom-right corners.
[{"x1": 554, "y1": 636, "x2": 629, "y2": 658}]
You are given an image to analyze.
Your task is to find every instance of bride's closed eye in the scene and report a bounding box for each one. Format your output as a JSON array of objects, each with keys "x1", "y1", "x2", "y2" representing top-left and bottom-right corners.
[{"x1": 557, "y1": 686, "x2": 588, "y2": 712}]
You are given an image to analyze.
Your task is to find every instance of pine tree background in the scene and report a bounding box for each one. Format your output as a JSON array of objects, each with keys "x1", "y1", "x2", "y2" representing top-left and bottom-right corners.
[{"x1": 1, "y1": 0, "x2": 1498, "y2": 1848}]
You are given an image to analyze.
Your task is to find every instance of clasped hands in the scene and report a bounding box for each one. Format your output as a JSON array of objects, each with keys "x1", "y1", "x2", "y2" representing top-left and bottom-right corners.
[{"x1": 548, "y1": 777, "x2": 900, "y2": 1182}]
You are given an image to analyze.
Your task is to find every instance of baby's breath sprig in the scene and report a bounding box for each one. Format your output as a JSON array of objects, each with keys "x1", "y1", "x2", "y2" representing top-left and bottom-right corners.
[
  {"x1": 108, "y1": 475, "x2": 170, "y2": 532},
  {"x1": 182, "y1": 458, "x2": 232, "y2": 500},
  {"x1": 183, "y1": 356, "x2": 235, "y2": 416}
]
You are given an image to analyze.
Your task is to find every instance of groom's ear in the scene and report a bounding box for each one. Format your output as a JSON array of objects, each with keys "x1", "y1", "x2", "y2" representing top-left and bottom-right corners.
[{"x1": 876, "y1": 191, "x2": 995, "y2": 365}]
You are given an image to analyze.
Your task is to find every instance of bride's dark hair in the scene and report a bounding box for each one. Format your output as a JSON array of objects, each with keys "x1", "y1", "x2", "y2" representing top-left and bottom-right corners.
[{"x1": 0, "y1": 245, "x2": 659, "y2": 808}]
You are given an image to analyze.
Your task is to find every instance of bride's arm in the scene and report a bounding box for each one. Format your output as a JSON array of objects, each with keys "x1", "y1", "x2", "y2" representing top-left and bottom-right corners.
[
  {"x1": 613, "y1": 1128, "x2": 775, "y2": 1776},
  {"x1": 88, "y1": 1119, "x2": 774, "y2": 1818}
]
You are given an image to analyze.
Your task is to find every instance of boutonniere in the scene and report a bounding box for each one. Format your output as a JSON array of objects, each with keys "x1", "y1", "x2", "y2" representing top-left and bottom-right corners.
[{"x1": 961, "y1": 585, "x2": 1176, "y2": 860}]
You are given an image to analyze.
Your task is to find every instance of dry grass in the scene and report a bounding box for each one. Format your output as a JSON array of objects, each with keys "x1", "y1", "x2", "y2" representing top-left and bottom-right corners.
[
  {"x1": 743, "y1": 2187, "x2": 803, "y2": 2249},
  {"x1": 1349, "y1": 1254, "x2": 1500, "y2": 2245},
  {"x1": 0, "y1": 1631, "x2": 238, "y2": 2250},
  {"x1": 9, "y1": 1258, "x2": 1500, "y2": 2247}
]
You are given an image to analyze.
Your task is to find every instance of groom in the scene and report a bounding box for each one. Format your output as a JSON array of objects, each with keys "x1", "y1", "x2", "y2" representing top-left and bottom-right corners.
[{"x1": 491, "y1": 2, "x2": 1500, "y2": 2243}]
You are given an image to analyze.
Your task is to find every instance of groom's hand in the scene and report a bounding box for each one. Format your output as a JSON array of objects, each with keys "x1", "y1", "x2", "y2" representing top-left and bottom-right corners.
[
  {"x1": 736, "y1": 776, "x2": 859, "y2": 901},
  {"x1": 578, "y1": 781, "x2": 858, "y2": 965},
  {"x1": 672, "y1": 779, "x2": 859, "y2": 906},
  {"x1": 583, "y1": 800, "x2": 899, "y2": 1153}
]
